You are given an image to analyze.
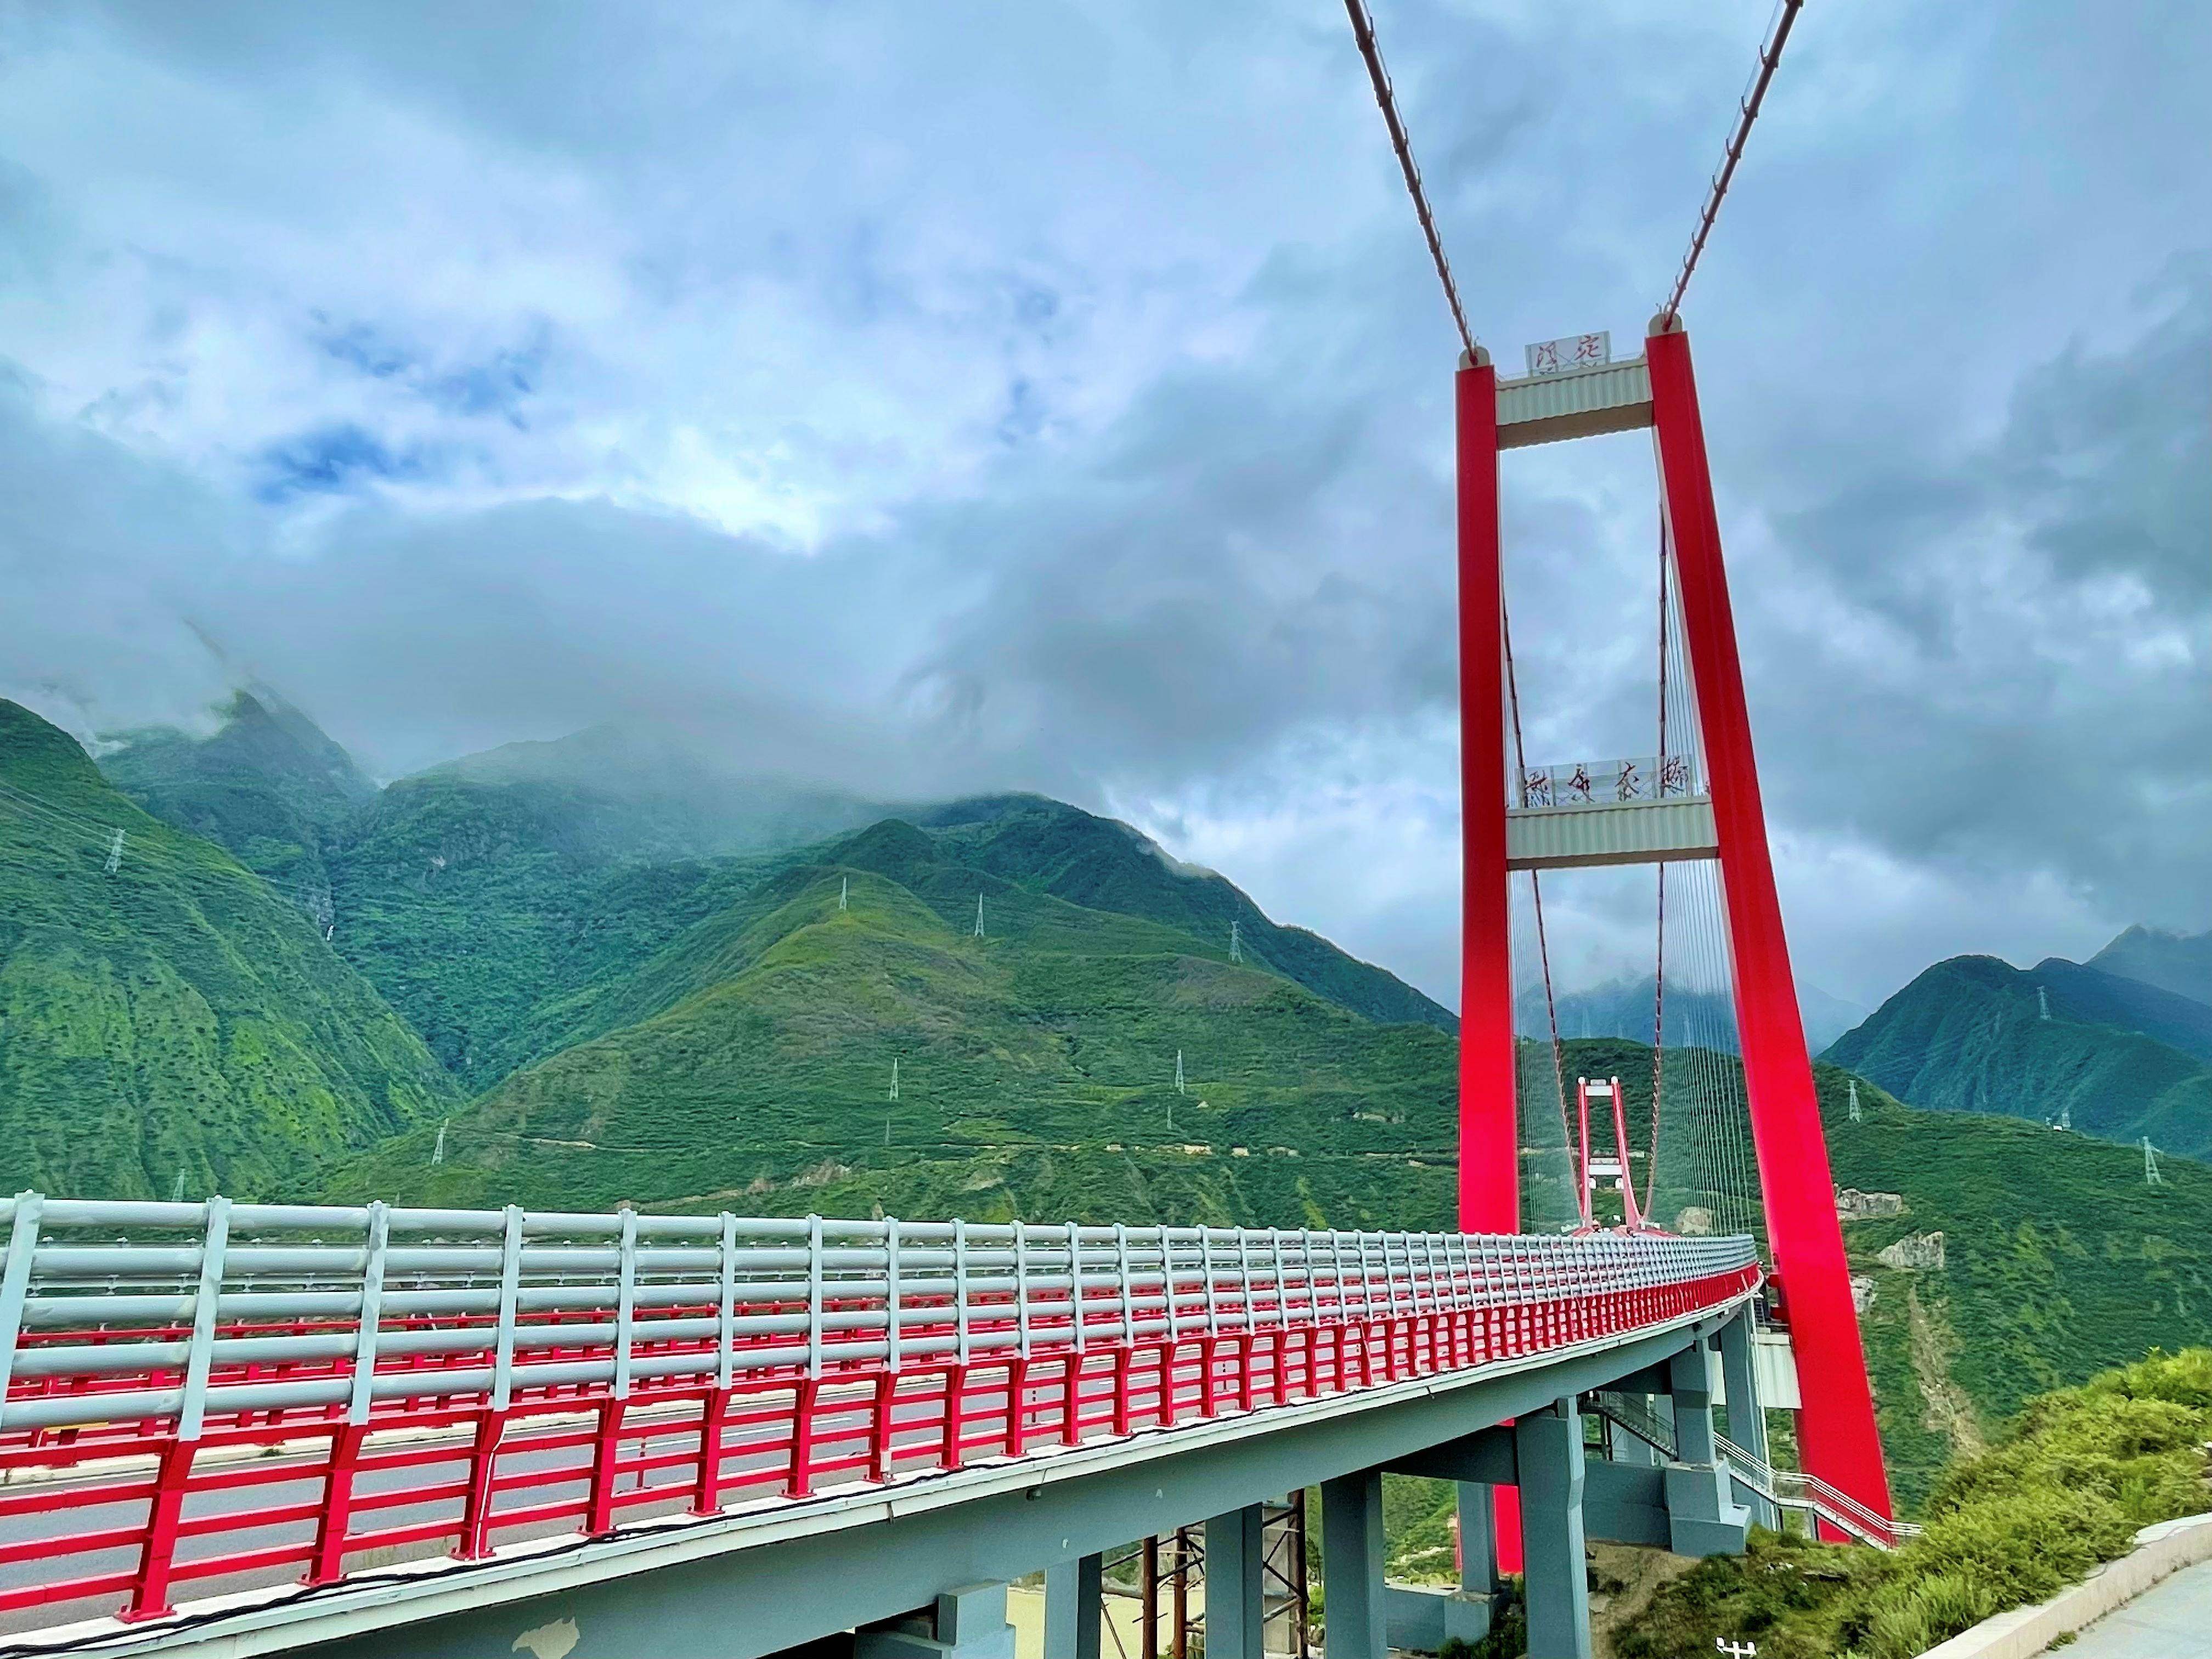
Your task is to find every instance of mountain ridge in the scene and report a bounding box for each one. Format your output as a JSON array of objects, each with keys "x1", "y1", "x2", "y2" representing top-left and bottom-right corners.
[
  {"x1": 1823, "y1": 952, "x2": 2212, "y2": 1155},
  {"x1": 0, "y1": 699, "x2": 455, "y2": 1199}
]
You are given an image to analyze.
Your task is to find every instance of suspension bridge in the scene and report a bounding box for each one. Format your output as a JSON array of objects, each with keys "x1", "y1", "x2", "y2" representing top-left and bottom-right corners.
[{"x1": 0, "y1": 4, "x2": 1899, "y2": 1657}]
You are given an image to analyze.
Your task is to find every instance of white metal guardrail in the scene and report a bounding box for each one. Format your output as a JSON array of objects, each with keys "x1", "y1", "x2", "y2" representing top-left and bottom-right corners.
[{"x1": 0, "y1": 1195, "x2": 1762, "y2": 1437}]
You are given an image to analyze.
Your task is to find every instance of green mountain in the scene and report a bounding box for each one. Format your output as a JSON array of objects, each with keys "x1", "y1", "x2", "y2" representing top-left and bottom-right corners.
[
  {"x1": 321, "y1": 832, "x2": 1463, "y2": 1226},
  {"x1": 0, "y1": 700, "x2": 454, "y2": 1199},
  {"x1": 1818, "y1": 1068, "x2": 2212, "y2": 1508},
  {"x1": 1823, "y1": 954, "x2": 2212, "y2": 1155},
  {"x1": 58, "y1": 687, "x2": 2212, "y2": 1519},
  {"x1": 1534, "y1": 973, "x2": 1864, "y2": 1056},
  {"x1": 2091, "y1": 923, "x2": 2212, "y2": 1010},
  {"x1": 99, "y1": 708, "x2": 1453, "y2": 1085},
  {"x1": 318, "y1": 768, "x2": 781, "y2": 1079},
  {"x1": 907, "y1": 796, "x2": 1452, "y2": 1032},
  {"x1": 98, "y1": 687, "x2": 376, "y2": 922}
]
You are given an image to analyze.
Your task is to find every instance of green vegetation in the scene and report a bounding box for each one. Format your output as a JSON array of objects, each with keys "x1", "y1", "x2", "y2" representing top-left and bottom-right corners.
[
  {"x1": 99, "y1": 687, "x2": 375, "y2": 912},
  {"x1": 38, "y1": 687, "x2": 2212, "y2": 1532},
  {"x1": 1820, "y1": 1066, "x2": 2212, "y2": 1508},
  {"x1": 1826, "y1": 953, "x2": 2212, "y2": 1156},
  {"x1": 320, "y1": 770, "x2": 782, "y2": 1077},
  {"x1": 321, "y1": 855, "x2": 1464, "y2": 1227},
  {"x1": 0, "y1": 701, "x2": 454, "y2": 1199},
  {"x1": 1618, "y1": 1348, "x2": 2212, "y2": 1659}
]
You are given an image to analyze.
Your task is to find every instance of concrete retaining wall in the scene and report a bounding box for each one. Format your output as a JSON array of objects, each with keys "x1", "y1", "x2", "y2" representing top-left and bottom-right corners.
[{"x1": 1919, "y1": 1511, "x2": 2212, "y2": 1659}]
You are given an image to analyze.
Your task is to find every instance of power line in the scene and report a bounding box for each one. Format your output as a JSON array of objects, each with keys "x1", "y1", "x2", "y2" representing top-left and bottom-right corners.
[
  {"x1": 1659, "y1": 0, "x2": 1805, "y2": 327},
  {"x1": 1341, "y1": 0, "x2": 1477, "y2": 359}
]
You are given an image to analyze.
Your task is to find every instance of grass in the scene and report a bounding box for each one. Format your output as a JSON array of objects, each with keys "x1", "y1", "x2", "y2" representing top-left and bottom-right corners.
[{"x1": 1618, "y1": 1348, "x2": 2212, "y2": 1659}]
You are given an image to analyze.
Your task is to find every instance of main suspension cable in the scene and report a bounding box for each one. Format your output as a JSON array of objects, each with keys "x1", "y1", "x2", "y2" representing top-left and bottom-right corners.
[
  {"x1": 1342, "y1": 0, "x2": 1478, "y2": 358},
  {"x1": 1658, "y1": 0, "x2": 1805, "y2": 327}
]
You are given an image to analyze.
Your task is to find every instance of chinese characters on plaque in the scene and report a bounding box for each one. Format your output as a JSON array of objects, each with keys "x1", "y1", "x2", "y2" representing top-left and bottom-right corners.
[{"x1": 1524, "y1": 331, "x2": 1612, "y2": 376}]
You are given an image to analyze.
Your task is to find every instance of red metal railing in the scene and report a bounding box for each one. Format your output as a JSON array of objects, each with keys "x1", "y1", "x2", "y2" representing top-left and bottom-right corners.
[{"x1": 0, "y1": 1195, "x2": 1758, "y2": 1634}]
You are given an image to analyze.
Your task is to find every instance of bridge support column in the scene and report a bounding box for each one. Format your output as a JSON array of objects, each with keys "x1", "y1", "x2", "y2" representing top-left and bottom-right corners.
[
  {"x1": 1515, "y1": 1396, "x2": 1592, "y2": 1659},
  {"x1": 1321, "y1": 1469, "x2": 1387, "y2": 1659},
  {"x1": 856, "y1": 1584, "x2": 1017, "y2": 1659},
  {"x1": 1204, "y1": 1506, "x2": 1265, "y2": 1659},
  {"x1": 1457, "y1": 1480, "x2": 1501, "y2": 1589},
  {"x1": 1662, "y1": 1339, "x2": 1751, "y2": 1558},
  {"x1": 1717, "y1": 1311, "x2": 1778, "y2": 1530},
  {"x1": 1044, "y1": 1556, "x2": 1103, "y2": 1659}
]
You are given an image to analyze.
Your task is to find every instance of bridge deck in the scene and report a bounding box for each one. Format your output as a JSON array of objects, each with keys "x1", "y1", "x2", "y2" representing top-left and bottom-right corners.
[{"x1": 0, "y1": 1197, "x2": 1758, "y2": 1650}]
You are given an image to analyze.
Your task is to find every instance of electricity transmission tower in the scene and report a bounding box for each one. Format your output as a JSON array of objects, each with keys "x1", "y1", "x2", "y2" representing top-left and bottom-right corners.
[
  {"x1": 103, "y1": 830, "x2": 125, "y2": 874},
  {"x1": 973, "y1": 894, "x2": 985, "y2": 938},
  {"x1": 171, "y1": 1169, "x2": 187, "y2": 1204},
  {"x1": 889, "y1": 1057, "x2": 900, "y2": 1102},
  {"x1": 2144, "y1": 1137, "x2": 2165, "y2": 1187},
  {"x1": 1229, "y1": 921, "x2": 1242, "y2": 964},
  {"x1": 1847, "y1": 1079, "x2": 1861, "y2": 1123},
  {"x1": 840, "y1": 877, "x2": 849, "y2": 912},
  {"x1": 431, "y1": 1121, "x2": 447, "y2": 1166},
  {"x1": 2038, "y1": 985, "x2": 2051, "y2": 1021},
  {"x1": 1175, "y1": 1050, "x2": 1185, "y2": 1094}
]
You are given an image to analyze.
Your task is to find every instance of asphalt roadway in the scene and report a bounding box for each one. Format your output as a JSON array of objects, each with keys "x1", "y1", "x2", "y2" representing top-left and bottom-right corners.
[{"x1": 2041, "y1": 1560, "x2": 2212, "y2": 1658}]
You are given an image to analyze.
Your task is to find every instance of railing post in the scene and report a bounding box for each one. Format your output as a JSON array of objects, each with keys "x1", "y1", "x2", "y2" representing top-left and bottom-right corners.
[
  {"x1": 1198, "y1": 1228, "x2": 1219, "y2": 1417},
  {"x1": 1266, "y1": 1227, "x2": 1290, "y2": 1402},
  {"x1": 308, "y1": 1200, "x2": 386, "y2": 1584},
  {"x1": 1063, "y1": 1220, "x2": 1086, "y2": 1446},
  {"x1": 788, "y1": 1213, "x2": 826, "y2": 1499},
  {"x1": 1157, "y1": 1229, "x2": 1180, "y2": 1429},
  {"x1": 942, "y1": 1218, "x2": 972, "y2": 1471},
  {"x1": 1231, "y1": 1227, "x2": 1255, "y2": 1412},
  {"x1": 692, "y1": 1212, "x2": 740, "y2": 1515},
  {"x1": 456, "y1": 1205, "x2": 521, "y2": 1560},
  {"x1": 873, "y1": 1216, "x2": 903, "y2": 1483},
  {"x1": 0, "y1": 1192, "x2": 44, "y2": 1418},
  {"x1": 588, "y1": 1207, "x2": 641, "y2": 1533},
  {"x1": 1111, "y1": 1224, "x2": 1135, "y2": 1436},
  {"x1": 125, "y1": 1195, "x2": 228, "y2": 1621},
  {"x1": 1007, "y1": 1223, "x2": 1034, "y2": 1457}
]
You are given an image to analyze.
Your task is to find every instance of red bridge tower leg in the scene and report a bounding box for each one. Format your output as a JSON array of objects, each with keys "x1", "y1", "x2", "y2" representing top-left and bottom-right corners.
[
  {"x1": 1645, "y1": 322, "x2": 1891, "y2": 1526},
  {"x1": 1454, "y1": 349, "x2": 1525, "y2": 1569}
]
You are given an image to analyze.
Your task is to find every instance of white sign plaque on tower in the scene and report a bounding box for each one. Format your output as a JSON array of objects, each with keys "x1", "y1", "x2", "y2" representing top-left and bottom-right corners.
[{"x1": 1525, "y1": 331, "x2": 1611, "y2": 376}]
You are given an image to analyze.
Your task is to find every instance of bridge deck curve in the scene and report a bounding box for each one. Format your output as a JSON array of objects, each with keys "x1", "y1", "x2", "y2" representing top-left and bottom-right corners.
[{"x1": 0, "y1": 1195, "x2": 1757, "y2": 1650}]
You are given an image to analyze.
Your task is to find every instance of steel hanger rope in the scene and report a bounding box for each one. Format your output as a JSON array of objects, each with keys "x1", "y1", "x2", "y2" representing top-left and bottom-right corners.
[
  {"x1": 1660, "y1": 0, "x2": 1805, "y2": 327},
  {"x1": 1342, "y1": 0, "x2": 1477, "y2": 358}
]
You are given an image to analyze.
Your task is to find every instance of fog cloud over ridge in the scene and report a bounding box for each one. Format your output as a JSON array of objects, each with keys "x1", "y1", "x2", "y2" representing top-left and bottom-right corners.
[{"x1": 1, "y1": 0, "x2": 2205, "y2": 1008}]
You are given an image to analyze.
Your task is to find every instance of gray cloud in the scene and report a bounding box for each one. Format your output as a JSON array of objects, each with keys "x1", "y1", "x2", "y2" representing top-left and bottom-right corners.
[{"x1": 0, "y1": 0, "x2": 2205, "y2": 1012}]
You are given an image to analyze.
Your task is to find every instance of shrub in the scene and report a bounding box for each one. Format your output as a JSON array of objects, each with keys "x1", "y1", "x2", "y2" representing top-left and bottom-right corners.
[{"x1": 1622, "y1": 1349, "x2": 2212, "y2": 1659}]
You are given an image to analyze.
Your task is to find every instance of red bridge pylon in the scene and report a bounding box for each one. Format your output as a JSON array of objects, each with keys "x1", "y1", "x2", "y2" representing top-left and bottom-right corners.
[{"x1": 1454, "y1": 319, "x2": 1892, "y2": 1551}]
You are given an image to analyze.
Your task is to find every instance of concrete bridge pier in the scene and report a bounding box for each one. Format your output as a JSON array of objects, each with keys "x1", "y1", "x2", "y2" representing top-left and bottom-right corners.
[
  {"x1": 1042, "y1": 1556, "x2": 1102, "y2": 1659},
  {"x1": 1661, "y1": 1336, "x2": 1752, "y2": 1557},
  {"x1": 1203, "y1": 1505, "x2": 1267, "y2": 1659},
  {"x1": 1717, "y1": 1309, "x2": 1780, "y2": 1529},
  {"x1": 1321, "y1": 1469, "x2": 1389, "y2": 1659},
  {"x1": 1515, "y1": 1397, "x2": 1593, "y2": 1659}
]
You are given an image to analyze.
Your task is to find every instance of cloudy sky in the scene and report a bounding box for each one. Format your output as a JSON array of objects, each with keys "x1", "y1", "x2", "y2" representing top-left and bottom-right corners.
[{"x1": 0, "y1": 0, "x2": 2204, "y2": 1011}]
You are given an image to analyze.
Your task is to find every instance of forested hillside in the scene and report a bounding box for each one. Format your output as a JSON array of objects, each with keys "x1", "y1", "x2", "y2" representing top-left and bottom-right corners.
[
  {"x1": 1825, "y1": 953, "x2": 2212, "y2": 1155},
  {"x1": 321, "y1": 836, "x2": 1465, "y2": 1228},
  {"x1": 27, "y1": 686, "x2": 2212, "y2": 1515},
  {"x1": 0, "y1": 701, "x2": 454, "y2": 1198},
  {"x1": 1816, "y1": 1067, "x2": 2212, "y2": 1507},
  {"x1": 100, "y1": 687, "x2": 375, "y2": 921}
]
